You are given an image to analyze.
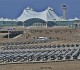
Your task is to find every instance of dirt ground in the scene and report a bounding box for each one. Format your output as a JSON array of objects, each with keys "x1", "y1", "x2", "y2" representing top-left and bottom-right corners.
[
  {"x1": 0, "y1": 61, "x2": 80, "y2": 70},
  {"x1": 0, "y1": 27, "x2": 80, "y2": 44},
  {"x1": 0, "y1": 27, "x2": 80, "y2": 70}
]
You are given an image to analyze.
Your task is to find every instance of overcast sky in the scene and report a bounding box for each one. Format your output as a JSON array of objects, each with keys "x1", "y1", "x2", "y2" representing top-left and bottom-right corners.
[{"x1": 0, "y1": 0, "x2": 80, "y2": 19}]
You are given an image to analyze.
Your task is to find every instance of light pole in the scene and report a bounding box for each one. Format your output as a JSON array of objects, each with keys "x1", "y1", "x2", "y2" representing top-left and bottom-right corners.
[
  {"x1": 7, "y1": 28, "x2": 10, "y2": 39},
  {"x1": 45, "y1": 20, "x2": 48, "y2": 28},
  {"x1": 22, "y1": 21, "x2": 26, "y2": 39},
  {"x1": 22, "y1": 21, "x2": 25, "y2": 27},
  {"x1": 46, "y1": 16, "x2": 48, "y2": 27},
  {"x1": 7, "y1": 27, "x2": 14, "y2": 39},
  {"x1": 46, "y1": 22, "x2": 47, "y2": 27},
  {"x1": 8, "y1": 30, "x2": 9, "y2": 39},
  {"x1": 15, "y1": 19, "x2": 18, "y2": 26},
  {"x1": 24, "y1": 30, "x2": 26, "y2": 39}
]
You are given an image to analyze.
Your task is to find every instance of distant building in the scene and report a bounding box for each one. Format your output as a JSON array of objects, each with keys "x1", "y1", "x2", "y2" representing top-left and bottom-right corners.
[{"x1": 0, "y1": 6, "x2": 80, "y2": 27}]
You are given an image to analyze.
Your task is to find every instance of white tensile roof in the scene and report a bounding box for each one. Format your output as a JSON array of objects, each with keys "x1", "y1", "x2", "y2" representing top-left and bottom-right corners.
[
  {"x1": 0, "y1": 18, "x2": 16, "y2": 21},
  {"x1": 17, "y1": 7, "x2": 61, "y2": 22},
  {"x1": 0, "y1": 7, "x2": 79, "y2": 22}
]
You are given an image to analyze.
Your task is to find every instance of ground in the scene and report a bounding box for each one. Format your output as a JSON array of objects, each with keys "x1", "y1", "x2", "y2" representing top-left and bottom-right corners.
[
  {"x1": 0, "y1": 26, "x2": 80, "y2": 45},
  {"x1": 0, "y1": 60, "x2": 80, "y2": 70},
  {"x1": 0, "y1": 26, "x2": 80, "y2": 70}
]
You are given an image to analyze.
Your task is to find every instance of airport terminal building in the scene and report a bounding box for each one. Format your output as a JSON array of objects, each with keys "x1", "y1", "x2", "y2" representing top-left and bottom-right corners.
[{"x1": 0, "y1": 7, "x2": 80, "y2": 27}]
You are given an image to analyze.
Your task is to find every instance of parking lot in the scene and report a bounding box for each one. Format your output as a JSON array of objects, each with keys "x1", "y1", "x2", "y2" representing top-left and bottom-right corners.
[{"x1": 0, "y1": 44, "x2": 80, "y2": 64}]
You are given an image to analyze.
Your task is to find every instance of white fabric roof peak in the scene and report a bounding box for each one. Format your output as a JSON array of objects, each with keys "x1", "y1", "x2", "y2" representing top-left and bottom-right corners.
[{"x1": 17, "y1": 7, "x2": 60, "y2": 21}]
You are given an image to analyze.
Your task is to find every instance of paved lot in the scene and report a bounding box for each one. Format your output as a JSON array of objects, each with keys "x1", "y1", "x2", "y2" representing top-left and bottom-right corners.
[{"x1": 0, "y1": 61, "x2": 80, "y2": 70}]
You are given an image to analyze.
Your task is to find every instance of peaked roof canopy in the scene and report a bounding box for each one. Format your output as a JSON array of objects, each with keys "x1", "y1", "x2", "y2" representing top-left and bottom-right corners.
[{"x1": 17, "y1": 7, "x2": 61, "y2": 22}]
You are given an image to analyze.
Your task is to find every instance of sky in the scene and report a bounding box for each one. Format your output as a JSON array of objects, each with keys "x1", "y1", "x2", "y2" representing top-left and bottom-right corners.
[{"x1": 0, "y1": 0, "x2": 80, "y2": 19}]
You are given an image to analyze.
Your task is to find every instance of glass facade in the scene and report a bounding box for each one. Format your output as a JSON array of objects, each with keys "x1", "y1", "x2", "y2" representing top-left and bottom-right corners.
[
  {"x1": 55, "y1": 21, "x2": 74, "y2": 26},
  {"x1": 0, "y1": 21, "x2": 18, "y2": 27},
  {"x1": 0, "y1": 20, "x2": 76, "y2": 27}
]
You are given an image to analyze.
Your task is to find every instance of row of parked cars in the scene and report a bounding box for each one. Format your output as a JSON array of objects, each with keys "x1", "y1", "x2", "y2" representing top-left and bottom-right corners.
[
  {"x1": 0, "y1": 42, "x2": 79, "y2": 50},
  {"x1": 0, "y1": 45, "x2": 80, "y2": 64}
]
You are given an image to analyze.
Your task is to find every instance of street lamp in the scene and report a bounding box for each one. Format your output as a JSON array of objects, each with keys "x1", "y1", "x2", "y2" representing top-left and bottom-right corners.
[
  {"x1": 7, "y1": 27, "x2": 15, "y2": 39},
  {"x1": 0, "y1": 28, "x2": 2, "y2": 34},
  {"x1": 45, "y1": 20, "x2": 48, "y2": 28},
  {"x1": 22, "y1": 21, "x2": 25, "y2": 27}
]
